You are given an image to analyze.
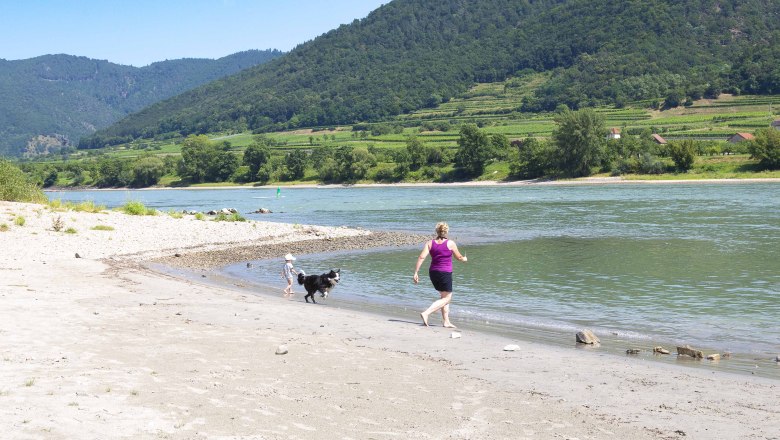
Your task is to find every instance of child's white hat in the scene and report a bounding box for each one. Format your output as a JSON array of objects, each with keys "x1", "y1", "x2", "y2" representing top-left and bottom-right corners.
[{"x1": 284, "y1": 253, "x2": 296, "y2": 261}]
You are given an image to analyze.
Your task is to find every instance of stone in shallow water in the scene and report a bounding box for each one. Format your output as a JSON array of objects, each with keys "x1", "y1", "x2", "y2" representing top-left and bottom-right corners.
[
  {"x1": 576, "y1": 329, "x2": 600, "y2": 344},
  {"x1": 653, "y1": 346, "x2": 670, "y2": 355},
  {"x1": 676, "y1": 345, "x2": 703, "y2": 359}
]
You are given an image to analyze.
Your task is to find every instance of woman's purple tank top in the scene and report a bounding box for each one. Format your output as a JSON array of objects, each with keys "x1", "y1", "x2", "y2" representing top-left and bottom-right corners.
[{"x1": 429, "y1": 239, "x2": 453, "y2": 272}]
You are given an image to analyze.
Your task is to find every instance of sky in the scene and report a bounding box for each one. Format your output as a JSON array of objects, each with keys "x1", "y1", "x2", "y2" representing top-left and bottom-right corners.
[{"x1": 0, "y1": 0, "x2": 388, "y2": 66}]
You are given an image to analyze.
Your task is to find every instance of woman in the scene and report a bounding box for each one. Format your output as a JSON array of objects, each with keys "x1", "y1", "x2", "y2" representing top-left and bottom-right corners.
[{"x1": 413, "y1": 222, "x2": 468, "y2": 328}]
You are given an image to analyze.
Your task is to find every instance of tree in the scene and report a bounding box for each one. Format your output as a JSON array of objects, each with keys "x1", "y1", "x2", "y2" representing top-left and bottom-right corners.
[
  {"x1": 209, "y1": 150, "x2": 239, "y2": 182},
  {"x1": 667, "y1": 140, "x2": 696, "y2": 171},
  {"x1": 454, "y1": 124, "x2": 491, "y2": 177},
  {"x1": 552, "y1": 109, "x2": 606, "y2": 177},
  {"x1": 131, "y1": 156, "x2": 165, "y2": 187},
  {"x1": 95, "y1": 157, "x2": 132, "y2": 187},
  {"x1": 406, "y1": 136, "x2": 426, "y2": 171},
  {"x1": 178, "y1": 135, "x2": 214, "y2": 183},
  {"x1": 509, "y1": 138, "x2": 555, "y2": 179},
  {"x1": 490, "y1": 133, "x2": 511, "y2": 160},
  {"x1": 748, "y1": 128, "x2": 780, "y2": 169},
  {"x1": 283, "y1": 149, "x2": 308, "y2": 180},
  {"x1": 243, "y1": 143, "x2": 271, "y2": 180}
]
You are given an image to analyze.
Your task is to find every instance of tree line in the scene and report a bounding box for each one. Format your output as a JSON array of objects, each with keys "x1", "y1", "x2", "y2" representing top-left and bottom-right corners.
[{"x1": 21, "y1": 109, "x2": 780, "y2": 189}]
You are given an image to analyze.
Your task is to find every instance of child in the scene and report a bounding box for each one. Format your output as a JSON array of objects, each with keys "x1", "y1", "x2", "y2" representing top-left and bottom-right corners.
[{"x1": 281, "y1": 253, "x2": 298, "y2": 296}]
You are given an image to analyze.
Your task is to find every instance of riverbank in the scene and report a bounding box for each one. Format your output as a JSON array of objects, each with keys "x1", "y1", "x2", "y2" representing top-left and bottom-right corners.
[
  {"x1": 43, "y1": 175, "x2": 780, "y2": 192},
  {"x1": 1, "y1": 201, "x2": 778, "y2": 439}
]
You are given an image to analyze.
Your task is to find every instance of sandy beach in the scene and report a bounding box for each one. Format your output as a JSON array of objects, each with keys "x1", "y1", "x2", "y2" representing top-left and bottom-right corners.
[{"x1": 1, "y1": 201, "x2": 778, "y2": 439}]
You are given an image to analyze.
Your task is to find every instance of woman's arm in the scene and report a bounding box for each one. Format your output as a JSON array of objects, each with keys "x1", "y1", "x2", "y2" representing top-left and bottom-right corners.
[
  {"x1": 449, "y1": 241, "x2": 468, "y2": 262},
  {"x1": 413, "y1": 242, "x2": 431, "y2": 284}
]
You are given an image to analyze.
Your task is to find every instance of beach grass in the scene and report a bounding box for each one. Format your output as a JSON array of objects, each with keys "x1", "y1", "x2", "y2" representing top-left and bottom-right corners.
[
  {"x1": 91, "y1": 225, "x2": 114, "y2": 231},
  {"x1": 64, "y1": 227, "x2": 78, "y2": 234},
  {"x1": 48, "y1": 199, "x2": 105, "y2": 213},
  {"x1": 13, "y1": 216, "x2": 25, "y2": 226},
  {"x1": 120, "y1": 200, "x2": 157, "y2": 216},
  {"x1": 213, "y1": 212, "x2": 246, "y2": 222}
]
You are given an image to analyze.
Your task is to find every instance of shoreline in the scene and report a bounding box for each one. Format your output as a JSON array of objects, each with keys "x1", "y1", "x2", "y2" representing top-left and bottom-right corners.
[
  {"x1": 43, "y1": 176, "x2": 780, "y2": 192},
  {"x1": 2, "y1": 200, "x2": 778, "y2": 439}
]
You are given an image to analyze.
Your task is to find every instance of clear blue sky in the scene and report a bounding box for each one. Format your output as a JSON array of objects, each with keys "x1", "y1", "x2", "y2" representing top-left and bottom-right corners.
[{"x1": 0, "y1": 0, "x2": 388, "y2": 66}]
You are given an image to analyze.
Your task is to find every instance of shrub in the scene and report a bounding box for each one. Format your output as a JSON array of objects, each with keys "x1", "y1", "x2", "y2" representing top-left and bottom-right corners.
[
  {"x1": 52, "y1": 216, "x2": 64, "y2": 232},
  {"x1": 213, "y1": 212, "x2": 246, "y2": 222},
  {"x1": 0, "y1": 160, "x2": 47, "y2": 203},
  {"x1": 72, "y1": 201, "x2": 105, "y2": 213},
  {"x1": 121, "y1": 201, "x2": 157, "y2": 216}
]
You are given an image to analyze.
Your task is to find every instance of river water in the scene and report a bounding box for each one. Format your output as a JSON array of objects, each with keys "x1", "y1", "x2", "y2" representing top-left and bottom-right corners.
[{"x1": 48, "y1": 182, "x2": 780, "y2": 377}]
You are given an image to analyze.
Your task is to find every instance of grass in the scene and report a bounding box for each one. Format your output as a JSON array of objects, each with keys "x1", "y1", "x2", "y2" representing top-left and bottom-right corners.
[
  {"x1": 91, "y1": 225, "x2": 114, "y2": 231},
  {"x1": 48, "y1": 199, "x2": 105, "y2": 213},
  {"x1": 194, "y1": 212, "x2": 206, "y2": 221},
  {"x1": 167, "y1": 210, "x2": 184, "y2": 219},
  {"x1": 213, "y1": 212, "x2": 246, "y2": 222},
  {"x1": 64, "y1": 227, "x2": 77, "y2": 234},
  {"x1": 24, "y1": 378, "x2": 35, "y2": 387},
  {"x1": 13, "y1": 216, "x2": 25, "y2": 226},
  {"x1": 0, "y1": 224, "x2": 8, "y2": 232},
  {"x1": 120, "y1": 200, "x2": 157, "y2": 216}
]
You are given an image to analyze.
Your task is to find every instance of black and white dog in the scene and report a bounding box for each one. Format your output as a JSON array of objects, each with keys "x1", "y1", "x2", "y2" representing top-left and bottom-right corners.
[{"x1": 297, "y1": 269, "x2": 340, "y2": 304}]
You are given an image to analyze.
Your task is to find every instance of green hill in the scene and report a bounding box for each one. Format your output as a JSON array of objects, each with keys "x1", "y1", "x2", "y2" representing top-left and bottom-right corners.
[
  {"x1": 0, "y1": 50, "x2": 283, "y2": 157},
  {"x1": 89, "y1": 0, "x2": 780, "y2": 146}
]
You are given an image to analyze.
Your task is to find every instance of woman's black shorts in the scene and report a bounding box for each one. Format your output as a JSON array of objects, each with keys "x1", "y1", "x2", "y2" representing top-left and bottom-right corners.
[{"x1": 429, "y1": 270, "x2": 453, "y2": 292}]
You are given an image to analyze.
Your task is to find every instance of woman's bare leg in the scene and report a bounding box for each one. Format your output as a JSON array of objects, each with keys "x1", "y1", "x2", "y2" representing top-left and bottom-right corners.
[{"x1": 421, "y1": 291, "x2": 453, "y2": 327}]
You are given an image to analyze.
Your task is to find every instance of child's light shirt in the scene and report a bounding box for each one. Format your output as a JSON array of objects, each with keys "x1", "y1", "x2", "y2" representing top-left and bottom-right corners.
[{"x1": 283, "y1": 261, "x2": 295, "y2": 279}]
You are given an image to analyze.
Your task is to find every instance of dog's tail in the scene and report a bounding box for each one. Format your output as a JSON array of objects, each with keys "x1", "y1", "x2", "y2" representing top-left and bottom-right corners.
[{"x1": 297, "y1": 271, "x2": 306, "y2": 285}]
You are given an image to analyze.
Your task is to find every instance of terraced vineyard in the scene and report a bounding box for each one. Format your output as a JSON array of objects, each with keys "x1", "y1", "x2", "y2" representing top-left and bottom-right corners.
[{"x1": 25, "y1": 77, "x2": 780, "y2": 187}]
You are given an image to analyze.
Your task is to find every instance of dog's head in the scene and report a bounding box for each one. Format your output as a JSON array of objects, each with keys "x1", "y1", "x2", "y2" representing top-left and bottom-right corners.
[
  {"x1": 321, "y1": 269, "x2": 340, "y2": 298},
  {"x1": 328, "y1": 269, "x2": 340, "y2": 284}
]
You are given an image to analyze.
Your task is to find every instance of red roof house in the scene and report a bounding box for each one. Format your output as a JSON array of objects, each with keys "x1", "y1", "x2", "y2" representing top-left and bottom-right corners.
[
  {"x1": 651, "y1": 134, "x2": 667, "y2": 144},
  {"x1": 728, "y1": 133, "x2": 755, "y2": 143}
]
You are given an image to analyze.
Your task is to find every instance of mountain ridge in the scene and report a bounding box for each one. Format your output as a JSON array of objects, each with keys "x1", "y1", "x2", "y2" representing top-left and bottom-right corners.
[
  {"x1": 0, "y1": 49, "x2": 283, "y2": 157},
  {"x1": 88, "y1": 0, "x2": 780, "y2": 146}
]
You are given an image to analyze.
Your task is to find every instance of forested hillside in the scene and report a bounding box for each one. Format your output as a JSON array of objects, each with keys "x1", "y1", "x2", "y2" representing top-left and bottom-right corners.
[
  {"x1": 89, "y1": 0, "x2": 780, "y2": 147},
  {"x1": 0, "y1": 50, "x2": 283, "y2": 157}
]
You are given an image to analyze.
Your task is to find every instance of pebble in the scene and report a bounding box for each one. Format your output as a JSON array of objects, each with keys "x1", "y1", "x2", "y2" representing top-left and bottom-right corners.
[
  {"x1": 275, "y1": 345, "x2": 288, "y2": 355},
  {"x1": 503, "y1": 344, "x2": 520, "y2": 351},
  {"x1": 450, "y1": 332, "x2": 461, "y2": 339}
]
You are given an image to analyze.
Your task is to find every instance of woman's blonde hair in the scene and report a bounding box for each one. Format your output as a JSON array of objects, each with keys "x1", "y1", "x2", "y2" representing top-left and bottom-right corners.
[{"x1": 435, "y1": 222, "x2": 449, "y2": 239}]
